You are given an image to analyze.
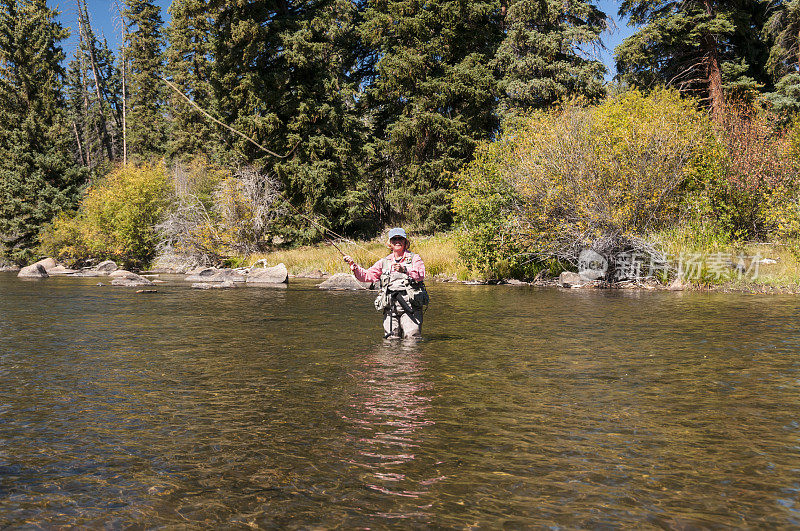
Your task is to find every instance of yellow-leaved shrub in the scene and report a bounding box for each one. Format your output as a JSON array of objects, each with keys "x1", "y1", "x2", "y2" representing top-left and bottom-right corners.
[
  {"x1": 40, "y1": 163, "x2": 172, "y2": 267},
  {"x1": 454, "y1": 89, "x2": 712, "y2": 276}
]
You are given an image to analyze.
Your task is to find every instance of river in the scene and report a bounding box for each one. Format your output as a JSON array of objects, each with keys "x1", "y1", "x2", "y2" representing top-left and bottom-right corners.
[{"x1": 1, "y1": 273, "x2": 799, "y2": 527}]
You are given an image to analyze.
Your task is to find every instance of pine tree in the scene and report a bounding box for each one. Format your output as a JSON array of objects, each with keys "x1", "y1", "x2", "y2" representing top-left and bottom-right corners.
[
  {"x1": 270, "y1": 0, "x2": 372, "y2": 238},
  {"x1": 123, "y1": 0, "x2": 166, "y2": 160},
  {"x1": 0, "y1": 0, "x2": 86, "y2": 262},
  {"x1": 616, "y1": 0, "x2": 770, "y2": 120},
  {"x1": 164, "y1": 0, "x2": 218, "y2": 160},
  {"x1": 65, "y1": 1, "x2": 124, "y2": 171},
  {"x1": 361, "y1": 0, "x2": 502, "y2": 232},
  {"x1": 766, "y1": 0, "x2": 800, "y2": 74},
  {"x1": 763, "y1": 0, "x2": 800, "y2": 112},
  {"x1": 493, "y1": 0, "x2": 607, "y2": 119},
  {"x1": 167, "y1": 1, "x2": 371, "y2": 240}
]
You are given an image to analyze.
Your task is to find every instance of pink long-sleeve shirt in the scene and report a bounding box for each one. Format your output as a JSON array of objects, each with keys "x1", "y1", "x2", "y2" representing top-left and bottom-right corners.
[{"x1": 351, "y1": 251, "x2": 426, "y2": 283}]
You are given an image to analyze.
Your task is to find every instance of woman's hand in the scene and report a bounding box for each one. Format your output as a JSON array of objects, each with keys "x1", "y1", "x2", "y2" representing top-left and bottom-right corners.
[
  {"x1": 343, "y1": 255, "x2": 357, "y2": 271},
  {"x1": 391, "y1": 263, "x2": 406, "y2": 273}
]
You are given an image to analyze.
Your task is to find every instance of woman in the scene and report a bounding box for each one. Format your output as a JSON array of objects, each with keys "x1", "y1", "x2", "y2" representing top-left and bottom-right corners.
[{"x1": 344, "y1": 228, "x2": 427, "y2": 338}]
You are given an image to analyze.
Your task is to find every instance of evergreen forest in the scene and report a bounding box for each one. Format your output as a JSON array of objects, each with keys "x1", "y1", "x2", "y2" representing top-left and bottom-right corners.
[{"x1": 3, "y1": 0, "x2": 800, "y2": 282}]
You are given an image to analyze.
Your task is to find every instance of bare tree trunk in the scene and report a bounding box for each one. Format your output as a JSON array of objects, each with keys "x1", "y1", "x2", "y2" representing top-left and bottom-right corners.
[
  {"x1": 73, "y1": 121, "x2": 86, "y2": 166},
  {"x1": 78, "y1": 0, "x2": 114, "y2": 161},
  {"x1": 121, "y1": 17, "x2": 128, "y2": 165},
  {"x1": 703, "y1": 0, "x2": 725, "y2": 122},
  {"x1": 76, "y1": 6, "x2": 93, "y2": 170},
  {"x1": 705, "y1": 37, "x2": 725, "y2": 121}
]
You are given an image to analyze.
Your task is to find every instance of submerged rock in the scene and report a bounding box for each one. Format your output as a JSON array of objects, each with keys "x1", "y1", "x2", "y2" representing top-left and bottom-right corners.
[
  {"x1": 112, "y1": 277, "x2": 155, "y2": 287},
  {"x1": 18, "y1": 264, "x2": 48, "y2": 279},
  {"x1": 558, "y1": 271, "x2": 583, "y2": 288},
  {"x1": 192, "y1": 280, "x2": 236, "y2": 290},
  {"x1": 111, "y1": 271, "x2": 154, "y2": 287},
  {"x1": 185, "y1": 268, "x2": 246, "y2": 283},
  {"x1": 109, "y1": 270, "x2": 140, "y2": 279},
  {"x1": 318, "y1": 273, "x2": 368, "y2": 290},
  {"x1": 246, "y1": 263, "x2": 289, "y2": 284},
  {"x1": 47, "y1": 265, "x2": 78, "y2": 275},
  {"x1": 72, "y1": 270, "x2": 107, "y2": 277}
]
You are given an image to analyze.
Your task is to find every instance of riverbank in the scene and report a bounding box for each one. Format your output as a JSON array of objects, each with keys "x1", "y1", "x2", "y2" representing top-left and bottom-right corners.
[
  {"x1": 243, "y1": 236, "x2": 800, "y2": 293},
  {"x1": 11, "y1": 232, "x2": 800, "y2": 294}
]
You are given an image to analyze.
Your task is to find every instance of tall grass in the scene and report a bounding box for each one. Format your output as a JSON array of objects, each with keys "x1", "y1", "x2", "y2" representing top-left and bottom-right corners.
[
  {"x1": 650, "y1": 224, "x2": 800, "y2": 287},
  {"x1": 246, "y1": 233, "x2": 472, "y2": 280}
]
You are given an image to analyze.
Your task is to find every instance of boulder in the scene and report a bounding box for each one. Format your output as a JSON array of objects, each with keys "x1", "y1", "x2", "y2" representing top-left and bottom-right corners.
[
  {"x1": 25, "y1": 258, "x2": 77, "y2": 275},
  {"x1": 506, "y1": 279, "x2": 528, "y2": 286},
  {"x1": 318, "y1": 273, "x2": 368, "y2": 290},
  {"x1": 298, "y1": 268, "x2": 328, "y2": 279},
  {"x1": 185, "y1": 268, "x2": 246, "y2": 283},
  {"x1": 0, "y1": 265, "x2": 20, "y2": 273},
  {"x1": 246, "y1": 263, "x2": 289, "y2": 284},
  {"x1": 559, "y1": 271, "x2": 583, "y2": 288},
  {"x1": 95, "y1": 260, "x2": 118, "y2": 272},
  {"x1": 578, "y1": 249, "x2": 608, "y2": 281},
  {"x1": 111, "y1": 274, "x2": 155, "y2": 287},
  {"x1": 18, "y1": 264, "x2": 48, "y2": 279},
  {"x1": 192, "y1": 280, "x2": 236, "y2": 290},
  {"x1": 109, "y1": 270, "x2": 141, "y2": 279},
  {"x1": 32, "y1": 258, "x2": 57, "y2": 271},
  {"x1": 72, "y1": 270, "x2": 107, "y2": 277},
  {"x1": 47, "y1": 266, "x2": 78, "y2": 275}
]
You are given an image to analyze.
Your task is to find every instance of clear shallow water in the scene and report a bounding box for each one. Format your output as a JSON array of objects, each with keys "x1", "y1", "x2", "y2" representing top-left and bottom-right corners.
[{"x1": 1, "y1": 273, "x2": 800, "y2": 527}]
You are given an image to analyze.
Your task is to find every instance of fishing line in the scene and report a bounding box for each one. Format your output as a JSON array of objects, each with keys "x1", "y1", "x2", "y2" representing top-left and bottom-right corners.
[{"x1": 162, "y1": 76, "x2": 383, "y2": 261}]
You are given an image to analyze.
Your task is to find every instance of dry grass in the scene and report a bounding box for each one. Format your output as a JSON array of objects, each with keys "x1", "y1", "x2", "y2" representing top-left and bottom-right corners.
[
  {"x1": 246, "y1": 233, "x2": 473, "y2": 280},
  {"x1": 738, "y1": 243, "x2": 800, "y2": 288},
  {"x1": 651, "y1": 225, "x2": 800, "y2": 289}
]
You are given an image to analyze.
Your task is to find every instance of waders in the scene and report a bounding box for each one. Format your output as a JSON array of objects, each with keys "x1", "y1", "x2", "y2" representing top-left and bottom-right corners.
[{"x1": 384, "y1": 291, "x2": 421, "y2": 339}]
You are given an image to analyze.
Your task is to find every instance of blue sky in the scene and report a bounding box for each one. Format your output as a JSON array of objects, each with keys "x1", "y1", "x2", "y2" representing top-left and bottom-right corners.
[{"x1": 51, "y1": 0, "x2": 634, "y2": 80}]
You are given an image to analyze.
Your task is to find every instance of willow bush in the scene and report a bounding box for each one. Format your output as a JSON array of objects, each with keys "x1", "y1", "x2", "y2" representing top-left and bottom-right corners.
[
  {"x1": 157, "y1": 160, "x2": 286, "y2": 265},
  {"x1": 40, "y1": 163, "x2": 172, "y2": 267},
  {"x1": 454, "y1": 89, "x2": 712, "y2": 277}
]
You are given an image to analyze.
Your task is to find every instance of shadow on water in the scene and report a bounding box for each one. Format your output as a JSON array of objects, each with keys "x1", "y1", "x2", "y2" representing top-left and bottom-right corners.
[{"x1": 1, "y1": 275, "x2": 800, "y2": 526}]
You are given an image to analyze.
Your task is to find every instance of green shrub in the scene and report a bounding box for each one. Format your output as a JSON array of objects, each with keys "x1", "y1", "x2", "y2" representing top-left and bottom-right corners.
[
  {"x1": 41, "y1": 163, "x2": 172, "y2": 268},
  {"x1": 676, "y1": 100, "x2": 800, "y2": 244},
  {"x1": 451, "y1": 138, "x2": 532, "y2": 278},
  {"x1": 454, "y1": 89, "x2": 712, "y2": 274}
]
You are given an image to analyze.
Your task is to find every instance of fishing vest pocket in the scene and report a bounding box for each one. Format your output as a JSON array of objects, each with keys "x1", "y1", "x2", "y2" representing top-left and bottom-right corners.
[
  {"x1": 407, "y1": 282, "x2": 429, "y2": 309},
  {"x1": 374, "y1": 290, "x2": 391, "y2": 312}
]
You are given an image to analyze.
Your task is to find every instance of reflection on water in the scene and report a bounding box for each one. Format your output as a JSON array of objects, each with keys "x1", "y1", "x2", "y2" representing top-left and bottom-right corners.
[
  {"x1": 343, "y1": 341, "x2": 441, "y2": 510},
  {"x1": 1, "y1": 274, "x2": 800, "y2": 527}
]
